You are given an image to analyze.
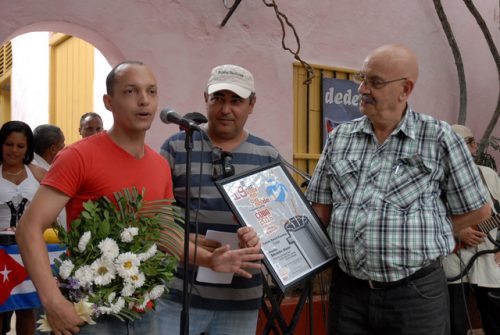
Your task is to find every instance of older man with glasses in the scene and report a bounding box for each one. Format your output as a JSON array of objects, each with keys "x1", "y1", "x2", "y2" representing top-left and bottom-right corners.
[
  {"x1": 158, "y1": 64, "x2": 280, "y2": 335},
  {"x1": 306, "y1": 44, "x2": 492, "y2": 335}
]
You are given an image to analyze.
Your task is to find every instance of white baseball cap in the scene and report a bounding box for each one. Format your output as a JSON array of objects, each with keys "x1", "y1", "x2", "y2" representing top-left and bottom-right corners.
[
  {"x1": 451, "y1": 124, "x2": 474, "y2": 139},
  {"x1": 206, "y1": 64, "x2": 254, "y2": 99}
]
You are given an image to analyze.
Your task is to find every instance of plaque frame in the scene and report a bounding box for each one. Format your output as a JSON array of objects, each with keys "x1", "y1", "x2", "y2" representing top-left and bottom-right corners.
[{"x1": 216, "y1": 161, "x2": 336, "y2": 292}]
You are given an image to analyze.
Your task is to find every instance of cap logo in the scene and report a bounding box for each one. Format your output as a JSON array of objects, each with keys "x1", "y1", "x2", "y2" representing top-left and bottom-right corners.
[
  {"x1": 206, "y1": 64, "x2": 254, "y2": 99},
  {"x1": 217, "y1": 70, "x2": 245, "y2": 78}
]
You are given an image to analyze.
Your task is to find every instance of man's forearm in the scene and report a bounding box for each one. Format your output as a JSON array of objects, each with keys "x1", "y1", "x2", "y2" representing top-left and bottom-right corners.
[
  {"x1": 451, "y1": 202, "x2": 492, "y2": 234},
  {"x1": 176, "y1": 239, "x2": 214, "y2": 268}
]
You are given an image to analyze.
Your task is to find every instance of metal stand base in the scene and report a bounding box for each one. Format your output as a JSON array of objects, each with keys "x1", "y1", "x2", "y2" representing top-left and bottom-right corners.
[{"x1": 260, "y1": 277, "x2": 315, "y2": 335}]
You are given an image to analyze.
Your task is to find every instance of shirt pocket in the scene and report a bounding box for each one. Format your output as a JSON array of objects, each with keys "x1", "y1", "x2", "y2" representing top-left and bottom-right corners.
[
  {"x1": 384, "y1": 155, "x2": 432, "y2": 210},
  {"x1": 327, "y1": 160, "x2": 361, "y2": 203}
]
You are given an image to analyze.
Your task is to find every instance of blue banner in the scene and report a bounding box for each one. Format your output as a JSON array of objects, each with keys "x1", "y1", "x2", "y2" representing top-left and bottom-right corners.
[{"x1": 322, "y1": 78, "x2": 362, "y2": 145}]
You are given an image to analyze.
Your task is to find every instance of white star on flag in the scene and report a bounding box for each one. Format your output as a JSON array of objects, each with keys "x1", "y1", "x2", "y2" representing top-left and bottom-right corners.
[{"x1": 1, "y1": 265, "x2": 11, "y2": 283}]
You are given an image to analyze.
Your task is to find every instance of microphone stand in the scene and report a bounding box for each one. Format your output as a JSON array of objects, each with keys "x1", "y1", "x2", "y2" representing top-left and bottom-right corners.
[
  {"x1": 281, "y1": 159, "x2": 311, "y2": 186},
  {"x1": 180, "y1": 126, "x2": 196, "y2": 335}
]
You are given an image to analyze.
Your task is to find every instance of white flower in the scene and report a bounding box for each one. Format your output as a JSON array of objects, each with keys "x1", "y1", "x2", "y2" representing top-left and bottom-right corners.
[
  {"x1": 74, "y1": 299, "x2": 96, "y2": 325},
  {"x1": 104, "y1": 293, "x2": 125, "y2": 314},
  {"x1": 111, "y1": 297, "x2": 125, "y2": 314},
  {"x1": 138, "y1": 244, "x2": 157, "y2": 261},
  {"x1": 98, "y1": 238, "x2": 120, "y2": 260},
  {"x1": 121, "y1": 283, "x2": 136, "y2": 297},
  {"x1": 115, "y1": 252, "x2": 140, "y2": 279},
  {"x1": 78, "y1": 231, "x2": 92, "y2": 252},
  {"x1": 90, "y1": 258, "x2": 116, "y2": 286},
  {"x1": 74, "y1": 265, "x2": 93, "y2": 286},
  {"x1": 120, "y1": 227, "x2": 139, "y2": 242},
  {"x1": 149, "y1": 285, "x2": 165, "y2": 300},
  {"x1": 59, "y1": 260, "x2": 75, "y2": 280},
  {"x1": 126, "y1": 272, "x2": 145, "y2": 288},
  {"x1": 37, "y1": 299, "x2": 95, "y2": 332},
  {"x1": 97, "y1": 306, "x2": 113, "y2": 315}
]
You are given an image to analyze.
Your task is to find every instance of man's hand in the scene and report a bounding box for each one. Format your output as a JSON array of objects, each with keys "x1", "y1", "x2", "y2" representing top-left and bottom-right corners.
[
  {"x1": 237, "y1": 226, "x2": 259, "y2": 248},
  {"x1": 458, "y1": 227, "x2": 486, "y2": 247},
  {"x1": 189, "y1": 233, "x2": 221, "y2": 252},
  {"x1": 44, "y1": 295, "x2": 85, "y2": 334},
  {"x1": 209, "y1": 242, "x2": 263, "y2": 278}
]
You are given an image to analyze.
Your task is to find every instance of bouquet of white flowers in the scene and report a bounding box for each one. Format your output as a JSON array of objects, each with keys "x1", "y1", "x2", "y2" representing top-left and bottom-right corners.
[{"x1": 38, "y1": 188, "x2": 183, "y2": 331}]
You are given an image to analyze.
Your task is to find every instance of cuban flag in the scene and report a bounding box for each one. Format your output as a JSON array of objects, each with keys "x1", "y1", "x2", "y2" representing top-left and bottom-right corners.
[{"x1": 0, "y1": 244, "x2": 65, "y2": 312}]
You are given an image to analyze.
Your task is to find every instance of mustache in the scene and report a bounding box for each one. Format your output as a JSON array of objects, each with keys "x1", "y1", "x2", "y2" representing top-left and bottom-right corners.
[{"x1": 360, "y1": 94, "x2": 376, "y2": 104}]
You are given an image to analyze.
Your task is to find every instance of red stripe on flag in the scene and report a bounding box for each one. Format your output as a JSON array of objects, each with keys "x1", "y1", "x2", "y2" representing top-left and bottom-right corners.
[{"x1": 0, "y1": 248, "x2": 28, "y2": 305}]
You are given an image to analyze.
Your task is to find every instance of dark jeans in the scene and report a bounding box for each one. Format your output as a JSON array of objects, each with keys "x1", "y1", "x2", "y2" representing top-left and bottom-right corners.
[
  {"x1": 448, "y1": 283, "x2": 500, "y2": 335},
  {"x1": 328, "y1": 264, "x2": 449, "y2": 335}
]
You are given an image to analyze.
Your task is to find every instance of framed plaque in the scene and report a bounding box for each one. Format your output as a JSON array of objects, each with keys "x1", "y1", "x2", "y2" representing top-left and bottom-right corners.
[{"x1": 216, "y1": 161, "x2": 336, "y2": 292}]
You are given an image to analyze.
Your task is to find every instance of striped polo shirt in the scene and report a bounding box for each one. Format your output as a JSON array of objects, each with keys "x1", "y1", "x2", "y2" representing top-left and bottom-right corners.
[{"x1": 160, "y1": 130, "x2": 279, "y2": 310}]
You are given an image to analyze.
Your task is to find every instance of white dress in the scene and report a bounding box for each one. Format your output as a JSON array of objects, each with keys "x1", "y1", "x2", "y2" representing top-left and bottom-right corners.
[{"x1": 0, "y1": 164, "x2": 40, "y2": 230}]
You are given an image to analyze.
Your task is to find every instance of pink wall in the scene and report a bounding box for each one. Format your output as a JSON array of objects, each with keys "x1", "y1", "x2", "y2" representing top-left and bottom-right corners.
[{"x1": 0, "y1": 0, "x2": 498, "y2": 163}]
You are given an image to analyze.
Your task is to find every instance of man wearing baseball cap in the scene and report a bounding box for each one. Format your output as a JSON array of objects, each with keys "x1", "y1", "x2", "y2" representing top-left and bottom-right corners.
[
  {"x1": 206, "y1": 64, "x2": 255, "y2": 98},
  {"x1": 158, "y1": 64, "x2": 280, "y2": 334},
  {"x1": 443, "y1": 124, "x2": 500, "y2": 335}
]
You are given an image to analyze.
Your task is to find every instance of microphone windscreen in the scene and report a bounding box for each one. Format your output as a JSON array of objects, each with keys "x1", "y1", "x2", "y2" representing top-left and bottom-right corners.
[{"x1": 160, "y1": 108, "x2": 175, "y2": 124}]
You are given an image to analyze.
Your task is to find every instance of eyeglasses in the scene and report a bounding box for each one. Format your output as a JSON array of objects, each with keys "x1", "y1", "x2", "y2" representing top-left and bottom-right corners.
[
  {"x1": 212, "y1": 147, "x2": 235, "y2": 180},
  {"x1": 353, "y1": 73, "x2": 407, "y2": 89}
]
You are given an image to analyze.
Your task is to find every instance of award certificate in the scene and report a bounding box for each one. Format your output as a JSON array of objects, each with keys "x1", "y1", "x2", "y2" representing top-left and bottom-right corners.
[{"x1": 216, "y1": 161, "x2": 336, "y2": 292}]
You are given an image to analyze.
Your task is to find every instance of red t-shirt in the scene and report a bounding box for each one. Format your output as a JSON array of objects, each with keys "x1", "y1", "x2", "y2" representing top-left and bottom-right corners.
[{"x1": 42, "y1": 132, "x2": 173, "y2": 228}]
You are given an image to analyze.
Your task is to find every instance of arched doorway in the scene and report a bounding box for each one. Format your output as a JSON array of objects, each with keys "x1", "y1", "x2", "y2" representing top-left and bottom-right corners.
[{"x1": 1, "y1": 21, "x2": 124, "y2": 143}]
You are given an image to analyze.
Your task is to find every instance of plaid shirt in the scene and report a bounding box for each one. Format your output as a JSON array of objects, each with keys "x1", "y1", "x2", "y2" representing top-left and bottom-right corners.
[{"x1": 305, "y1": 107, "x2": 488, "y2": 282}]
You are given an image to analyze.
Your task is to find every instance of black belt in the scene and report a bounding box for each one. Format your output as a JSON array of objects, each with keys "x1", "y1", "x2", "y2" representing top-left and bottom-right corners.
[{"x1": 338, "y1": 259, "x2": 442, "y2": 290}]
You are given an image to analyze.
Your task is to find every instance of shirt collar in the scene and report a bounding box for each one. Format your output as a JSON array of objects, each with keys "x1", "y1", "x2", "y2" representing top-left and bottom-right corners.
[
  {"x1": 33, "y1": 153, "x2": 50, "y2": 170},
  {"x1": 351, "y1": 105, "x2": 416, "y2": 140}
]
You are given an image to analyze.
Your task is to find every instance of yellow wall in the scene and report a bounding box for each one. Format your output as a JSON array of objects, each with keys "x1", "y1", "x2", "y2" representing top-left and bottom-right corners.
[
  {"x1": 293, "y1": 63, "x2": 356, "y2": 186},
  {"x1": 49, "y1": 33, "x2": 94, "y2": 144},
  {"x1": 0, "y1": 42, "x2": 12, "y2": 125},
  {"x1": 0, "y1": 74, "x2": 11, "y2": 126}
]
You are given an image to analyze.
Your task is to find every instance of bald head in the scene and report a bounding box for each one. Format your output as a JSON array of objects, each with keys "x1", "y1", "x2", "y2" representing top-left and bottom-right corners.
[
  {"x1": 366, "y1": 44, "x2": 419, "y2": 84},
  {"x1": 106, "y1": 60, "x2": 146, "y2": 95},
  {"x1": 358, "y1": 45, "x2": 420, "y2": 132}
]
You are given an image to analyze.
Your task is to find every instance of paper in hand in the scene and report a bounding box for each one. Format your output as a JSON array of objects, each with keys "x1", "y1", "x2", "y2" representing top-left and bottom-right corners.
[{"x1": 196, "y1": 230, "x2": 239, "y2": 284}]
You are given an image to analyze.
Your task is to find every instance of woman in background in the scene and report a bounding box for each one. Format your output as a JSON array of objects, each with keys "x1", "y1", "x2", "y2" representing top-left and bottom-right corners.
[{"x1": 0, "y1": 121, "x2": 46, "y2": 335}]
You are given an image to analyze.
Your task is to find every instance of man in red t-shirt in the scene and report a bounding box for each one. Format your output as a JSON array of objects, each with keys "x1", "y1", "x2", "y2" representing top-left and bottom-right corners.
[{"x1": 16, "y1": 61, "x2": 262, "y2": 335}]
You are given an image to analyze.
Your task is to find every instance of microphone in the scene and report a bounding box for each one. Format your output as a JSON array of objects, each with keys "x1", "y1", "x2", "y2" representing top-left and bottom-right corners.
[
  {"x1": 160, "y1": 108, "x2": 201, "y2": 131},
  {"x1": 183, "y1": 112, "x2": 208, "y2": 125}
]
